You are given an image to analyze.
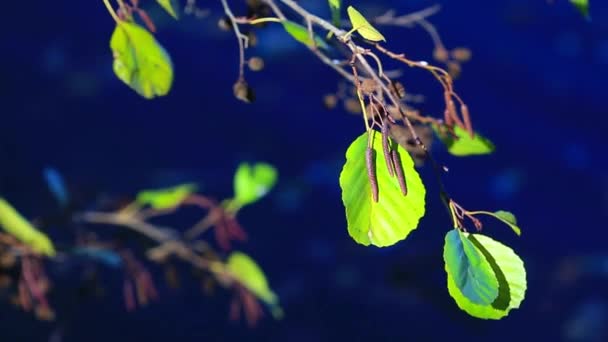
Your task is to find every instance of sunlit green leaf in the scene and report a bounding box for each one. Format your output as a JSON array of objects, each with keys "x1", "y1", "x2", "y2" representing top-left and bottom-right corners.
[
  {"x1": 328, "y1": 0, "x2": 341, "y2": 26},
  {"x1": 157, "y1": 0, "x2": 180, "y2": 19},
  {"x1": 347, "y1": 6, "x2": 386, "y2": 42},
  {"x1": 470, "y1": 210, "x2": 521, "y2": 236},
  {"x1": 446, "y1": 233, "x2": 526, "y2": 319},
  {"x1": 444, "y1": 229, "x2": 498, "y2": 305},
  {"x1": 226, "y1": 252, "x2": 283, "y2": 318},
  {"x1": 570, "y1": 0, "x2": 590, "y2": 19},
  {"x1": 434, "y1": 124, "x2": 495, "y2": 156},
  {"x1": 234, "y1": 163, "x2": 278, "y2": 207},
  {"x1": 136, "y1": 183, "x2": 198, "y2": 209},
  {"x1": 282, "y1": 21, "x2": 329, "y2": 49},
  {"x1": 493, "y1": 211, "x2": 521, "y2": 236},
  {"x1": 110, "y1": 21, "x2": 174, "y2": 99},
  {"x1": 339, "y1": 131, "x2": 426, "y2": 247},
  {"x1": 0, "y1": 198, "x2": 55, "y2": 257}
]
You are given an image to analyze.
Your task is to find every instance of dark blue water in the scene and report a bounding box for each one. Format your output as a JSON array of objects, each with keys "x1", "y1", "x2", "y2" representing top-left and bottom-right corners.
[{"x1": 1, "y1": 0, "x2": 607, "y2": 341}]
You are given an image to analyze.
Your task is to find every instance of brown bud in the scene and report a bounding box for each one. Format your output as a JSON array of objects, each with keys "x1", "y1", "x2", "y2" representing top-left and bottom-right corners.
[
  {"x1": 247, "y1": 31, "x2": 258, "y2": 47},
  {"x1": 344, "y1": 98, "x2": 362, "y2": 114},
  {"x1": 323, "y1": 94, "x2": 338, "y2": 109},
  {"x1": 233, "y1": 79, "x2": 255, "y2": 103},
  {"x1": 433, "y1": 47, "x2": 449, "y2": 62},
  {"x1": 0, "y1": 275, "x2": 11, "y2": 288},
  {"x1": 447, "y1": 62, "x2": 461, "y2": 78},
  {"x1": 360, "y1": 79, "x2": 378, "y2": 95},
  {"x1": 390, "y1": 81, "x2": 406, "y2": 99},
  {"x1": 451, "y1": 47, "x2": 472, "y2": 62},
  {"x1": 35, "y1": 306, "x2": 56, "y2": 321},
  {"x1": 247, "y1": 57, "x2": 265, "y2": 71},
  {"x1": 218, "y1": 17, "x2": 232, "y2": 31}
]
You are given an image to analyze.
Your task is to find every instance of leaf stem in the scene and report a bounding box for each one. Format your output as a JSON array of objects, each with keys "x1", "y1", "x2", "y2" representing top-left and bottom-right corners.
[
  {"x1": 103, "y1": 0, "x2": 120, "y2": 23},
  {"x1": 248, "y1": 17, "x2": 283, "y2": 25}
]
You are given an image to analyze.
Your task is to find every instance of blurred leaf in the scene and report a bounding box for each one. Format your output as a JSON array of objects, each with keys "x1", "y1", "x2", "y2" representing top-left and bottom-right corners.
[
  {"x1": 73, "y1": 247, "x2": 122, "y2": 268},
  {"x1": 328, "y1": 0, "x2": 341, "y2": 26},
  {"x1": 446, "y1": 233, "x2": 527, "y2": 319},
  {"x1": 110, "y1": 21, "x2": 173, "y2": 99},
  {"x1": 226, "y1": 252, "x2": 282, "y2": 318},
  {"x1": 0, "y1": 198, "x2": 55, "y2": 257},
  {"x1": 157, "y1": 0, "x2": 180, "y2": 19},
  {"x1": 339, "y1": 132, "x2": 426, "y2": 247},
  {"x1": 233, "y1": 163, "x2": 278, "y2": 207},
  {"x1": 282, "y1": 21, "x2": 329, "y2": 49},
  {"x1": 434, "y1": 124, "x2": 495, "y2": 156},
  {"x1": 570, "y1": 0, "x2": 590, "y2": 19},
  {"x1": 443, "y1": 229, "x2": 498, "y2": 305},
  {"x1": 347, "y1": 6, "x2": 385, "y2": 42},
  {"x1": 136, "y1": 183, "x2": 198, "y2": 209}
]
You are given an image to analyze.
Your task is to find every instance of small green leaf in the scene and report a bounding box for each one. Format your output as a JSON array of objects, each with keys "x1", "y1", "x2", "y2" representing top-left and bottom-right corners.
[
  {"x1": 136, "y1": 183, "x2": 198, "y2": 209},
  {"x1": 234, "y1": 163, "x2": 278, "y2": 207},
  {"x1": 446, "y1": 233, "x2": 527, "y2": 319},
  {"x1": 226, "y1": 252, "x2": 282, "y2": 318},
  {"x1": 339, "y1": 132, "x2": 426, "y2": 247},
  {"x1": 328, "y1": 0, "x2": 341, "y2": 26},
  {"x1": 493, "y1": 210, "x2": 521, "y2": 236},
  {"x1": 110, "y1": 21, "x2": 174, "y2": 99},
  {"x1": 0, "y1": 198, "x2": 55, "y2": 257},
  {"x1": 434, "y1": 124, "x2": 495, "y2": 156},
  {"x1": 443, "y1": 229, "x2": 499, "y2": 305},
  {"x1": 570, "y1": 0, "x2": 590, "y2": 19},
  {"x1": 282, "y1": 21, "x2": 329, "y2": 49},
  {"x1": 157, "y1": 0, "x2": 180, "y2": 19},
  {"x1": 346, "y1": 6, "x2": 385, "y2": 42}
]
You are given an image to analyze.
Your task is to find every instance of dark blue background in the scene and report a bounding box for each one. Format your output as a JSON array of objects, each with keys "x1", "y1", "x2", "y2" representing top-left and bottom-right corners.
[{"x1": 1, "y1": 0, "x2": 607, "y2": 341}]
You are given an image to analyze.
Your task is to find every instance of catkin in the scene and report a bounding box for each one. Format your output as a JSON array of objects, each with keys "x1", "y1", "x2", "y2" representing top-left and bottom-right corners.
[
  {"x1": 391, "y1": 150, "x2": 408, "y2": 196},
  {"x1": 366, "y1": 147, "x2": 379, "y2": 202}
]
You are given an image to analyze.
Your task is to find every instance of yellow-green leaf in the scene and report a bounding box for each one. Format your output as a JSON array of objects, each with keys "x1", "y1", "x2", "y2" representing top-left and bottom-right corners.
[
  {"x1": 233, "y1": 163, "x2": 278, "y2": 207},
  {"x1": 347, "y1": 6, "x2": 385, "y2": 42},
  {"x1": 444, "y1": 229, "x2": 499, "y2": 305},
  {"x1": 339, "y1": 132, "x2": 426, "y2": 247},
  {"x1": 570, "y1": 0, "x2": 590, "y2": 19},
  {"x1": 0, "y1": 198, "x2": 55, "y2": 257},
  {"x1": 157, "y1": 0, "x2": 180, "y2": 19},
  {"x1": 493, "y1": 211, "x2": 521, "y2": 236},
  {"x1": 282, "y1": 21, "x2": 329, "y2": 50},
  {"x1": 136, "y1": 183, "x2": 198, "y2": 209},
  {"x1": 226, "y1": 252, "x2": 282, "y2": 318},
  {"x1": 328, "y1": 0, "x2": 341, "y2": 26},
  {"x1": 110, "y1": 21, "x2": 174, "y2": 99},
  {"x1": 469, "y1": 210, "x2": 522, "y2": 236},
  {"x1": 446, "y1": 233, "x2": 526, "y2": 319},
  {"x1": 434, "y1": 124, "x2": 495, "y2": 156}
]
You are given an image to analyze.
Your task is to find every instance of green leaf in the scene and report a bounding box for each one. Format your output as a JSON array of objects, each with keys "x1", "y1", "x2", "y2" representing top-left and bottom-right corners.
[
  {"x1": 233, "y1": 163, "x2": 278, "y2": 207},
  {"x1": 346, "y1": 6, "x2": 385, "y2": 42},
  {"x1": 0, "y1": 198, "x2": 55, "y2": 257},
  {"x1": 226, "y1": 252, "x2": 282, "y2": 318},
  {"x1": 110, "y1": 21, "x2": 174, "y2": 99},
  {"x1": 339, "y1": 132, "x2": 426, "y2": 247},
  {"x1": 493, "y1": 210, "x2": 521, "y2": 236},
  {"x1": 570, "y1": 0, "x2": 590, "y2": 19},
  {"x1": 328, "y1": 0, "x2": 341, "y2": 26},
  {"x1": 157, "y1": 0, "x2": 180, "y2": 19},
  {"x1": 282, "y1": 21, "x2": 329, "y2": 50},
  {"x1": 446, "y1": 233, "x2": 527, "y2": 319},
  {"x1": 136, "y1": 183, "x2": 198, "y2": 209},
  {"x1": 443, "y1": 229, "x2": 499, "y2": 305},
  {"x1": 434, "y1": 124, "x2": 495, "y2": 156}
]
